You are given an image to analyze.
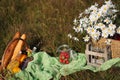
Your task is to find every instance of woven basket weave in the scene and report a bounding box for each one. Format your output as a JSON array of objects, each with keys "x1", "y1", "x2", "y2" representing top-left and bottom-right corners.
[
  {"x1": 91, "y1": 38, "x2": 120, "y2": 58},
  {"x1": 111, "y1": 39, "x2": 120, "y2": 58}
]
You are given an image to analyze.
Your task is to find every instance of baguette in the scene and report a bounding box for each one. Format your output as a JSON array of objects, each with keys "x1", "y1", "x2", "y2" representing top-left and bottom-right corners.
[
  {"x1": 11, "y1": 34, "x2": 26, "y2": 60},
  {"x1": 1, "y1": 32, "x2": 20, "y2": 69}
]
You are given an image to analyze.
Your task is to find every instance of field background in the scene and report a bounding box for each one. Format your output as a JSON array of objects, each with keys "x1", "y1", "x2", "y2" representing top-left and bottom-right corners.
[{"x1": 0, "y1": 0, "x2": 120, "y2": 80}]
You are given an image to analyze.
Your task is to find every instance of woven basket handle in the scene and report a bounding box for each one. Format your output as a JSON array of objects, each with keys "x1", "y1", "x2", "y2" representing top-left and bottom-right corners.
[
  {"x1": 12, "y1": 38, "x2": 29, "y2": 50},
  {"x1": 0, "y1": 37, "x2": 30, "y2": 70}
]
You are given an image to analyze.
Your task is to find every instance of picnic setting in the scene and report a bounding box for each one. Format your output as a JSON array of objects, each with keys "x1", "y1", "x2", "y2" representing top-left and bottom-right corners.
[{"x1": 0, "y1": 0, "x2": 120, "y2": 80}]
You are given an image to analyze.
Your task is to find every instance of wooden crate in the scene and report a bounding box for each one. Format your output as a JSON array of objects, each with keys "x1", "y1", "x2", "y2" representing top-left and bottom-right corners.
[
  {"x1": 111, "y1": 39, "x2": 120, "y2": 58},
  {"x1": 85, "y1": 43, "x2": 112, "y2": 67},
  {"x1": 92, "y1": 38, "x2": 120, "y2": 58}
]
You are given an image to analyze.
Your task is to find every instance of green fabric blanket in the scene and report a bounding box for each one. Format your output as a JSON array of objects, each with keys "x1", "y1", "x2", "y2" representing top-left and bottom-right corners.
[{"x1": 14, "y1": 52, "x2": 120, "y2": 80}]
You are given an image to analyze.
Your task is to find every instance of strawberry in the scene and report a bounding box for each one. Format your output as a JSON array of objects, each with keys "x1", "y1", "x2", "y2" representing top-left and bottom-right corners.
[
  {"x1": 65, "y1": 54, "x2": 70, "y2": 58},
  {"x1": 59, "y1": 59, "x2": 63, "y2": 63},
  {"x1": 62, "y1": 59, "x2": 65, "y2": 63},
  {"x1": 59, "y1": 51, "x2": 70, "y2": 64},
  {"x1": 65, "y1": 60, "x2": 69, "y2": 64},
  {"x1": 60, "y1": 55, "x2": 65, "y2": 59}
]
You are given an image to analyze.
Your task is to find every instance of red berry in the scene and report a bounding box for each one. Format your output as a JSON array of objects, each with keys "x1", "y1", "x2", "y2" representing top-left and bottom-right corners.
[
  {"x1": 64, "y1": 58, "x2": 68, "y2": 61},
  {"x1": 59, "y1": 59, "x2": 63, "y2": 63},
  {"x1": 65, "y1": 54, "x2": 70, "y2": 58},
  {"x1": 60, "y1": 56, "x2": 65, "y2": 59},
  {"x1": 59, "y1": 51, "x2": 70, "y2": 64},
  {"x1": 63, "y1": 58, "x2": 69, "y2": 64},
  {"x1": 65, "y1": 60, "x2": 69, "y2": 64},
  {"x1": 61, "y1": 60, "x2": 65, "y2": 63}
]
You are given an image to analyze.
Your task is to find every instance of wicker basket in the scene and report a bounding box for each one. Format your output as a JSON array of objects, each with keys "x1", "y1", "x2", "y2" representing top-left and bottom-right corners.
[
  {"x1": 111, "y1": 39, "x2": 120, "y2": 58},
  {"x1": 91, "y1": 38, "x2": 120, "y2": 58}
]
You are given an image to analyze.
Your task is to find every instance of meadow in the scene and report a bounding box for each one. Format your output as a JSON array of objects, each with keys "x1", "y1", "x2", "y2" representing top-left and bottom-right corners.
[{"x1": 0, "y1": 0, "x2": 120, "y2": 80}]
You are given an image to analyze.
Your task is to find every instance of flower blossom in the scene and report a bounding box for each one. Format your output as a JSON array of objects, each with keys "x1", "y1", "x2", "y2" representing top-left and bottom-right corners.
[
  {"x1": 91, "y1": 31, "x2": 100, "y2": 40},
  {"x1": 117, "y1": 26, "x2": 120, "y2": 34},
  {"x1": 69, "y1": 0, "x2": 118, "y2": 42},
  {"x1": 104, "y1": 17, "x2": 111, "y2": 24},
  {"x1": 109, "y1": 23, "x2": 116, "y2": 30},
  {"x1": 105, "y1": 39, "x2": 111, "y2": 45},
  {"x1": 105, "y1": 0, "x2": 115, "y2": 8},
  {"x1": 73, "y1": 18, "x2": 77, "y2": 25},
  {"x1": 83, "y1": 35, "x2": 90, "y2": 42},
  {"x1": 68, "y1": 34, "x2": 72, "y2": 38},
  {"x1": 73, "y1": 37, "x2": 79, "y2": 41}
]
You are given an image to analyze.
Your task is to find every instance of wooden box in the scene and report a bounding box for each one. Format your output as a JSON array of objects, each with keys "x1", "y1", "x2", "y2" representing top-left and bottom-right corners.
[{"x1": 85, "y1": 42, "x2": 112, "y2": 67}]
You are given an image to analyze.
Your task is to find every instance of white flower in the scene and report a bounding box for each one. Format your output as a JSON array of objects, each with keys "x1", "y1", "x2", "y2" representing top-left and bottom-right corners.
[
  {"x1": 112, "y1": 9, "x2": 119, "y2": 13},
  {"x1": 83, "y1": 17, "x2": 89, "y2": 23},
  {"x1": 117, "y1": 26, "x2": 120, "y2": 34},
  {"x1": 102, "y1": 31, "x2": 109, "y2": 38},
  {"x1": 87, "y1": 27, "x2": 92, "y2": 34},
  {"x1": 73, "y1": 26, "x2": 76, "y2": 30},
  {"x1": 73, "y1": 18, "x2": 77, "y2": 25},
  {"x1": 91, "y1": 28, "x2": 96, "y2": 34},
  {"x1": 96, "y1": 23, "x2": 105, "y2": 29},
  {"x1": 102, "y1": 27, "x2": 108, "y2": 33},
  {"x1": 96, "y1": 11, "x2": 102, "y2": 18},
  {"x1": 102, "y1": 32, "x2": 109, "y2": 38},
  {"x1": 89, "y1": 14, "x2": 98, "y2": 23},
  {"x1": 102, "y1": 27, "x2": 115, "y2": 37},
  {"x1": 105, "y1": 0, "x2": 114, "y2": 8},
  {"x1": 77, "y1": 25, "x2": 83, "y2": 32},
  {"x1": 91, "y1": 6, "x2": 98, "y2": 14},
  {"x1": 108, "y1": 28, "x2": 115, "y2": 36},
  {"x1": 73, "y1": 25, "x2": 83, "y2": 33},
  {"x1": 94, "y1": 3, "x2": 98, "y2": 6},
  {"x1": 89, "y1": 4, "x2": 98, "y2": 11},
  {"x1": 100, "y1": 5, "x2": 109, "y2": 14},
  {"x1": 87, "y1": 27, "x2": 96, "y2": 34},
  {"x1": 79, "y1": 18, "x2": 83, "y2": 24},
  {"x1": 82, "y1": 24, "x2": 87, "y2": 28},
  {"x1": 94, "y1": 24, "x2": 98, "y2": 29},
  {"x1": 83, "y1": 35, "x2": 90, "y2": 42},
  {"x1": 68, "y1": 34, "x2": 72, "y2": 38},
  {"x1": 109, "y1": 23, "x2": 116, "y2": 30},
  {"x1": 70, "y1": 0, "x2": 118, "y2": 42},
  {"x1": 104, "y1": 17, "x2": 111, "y2": 24},
  {"x1": 91, "y1": 31, "x2": 100, "y2": 40},
  {"x1": 85, "y1": 9, "x2": 90, "y2": 14},
  {"x1": 79, "y1": 13, "x2": 83, "y2": 18},
  {"x1": 105, "y1": 39, "x2": 111, "y2": 45},
  {"x1": 102, "y1": 28, "x2": 109, "y2": 38},
  {"x1": 73, "y1": 26, "x2": 79, "y2": 33},
  {"x1": 73, "y1": 37, "x2": 79, "y2": 41},
  {"x1": 96, "y1": 31, "x2": 101, "y2": 37}
]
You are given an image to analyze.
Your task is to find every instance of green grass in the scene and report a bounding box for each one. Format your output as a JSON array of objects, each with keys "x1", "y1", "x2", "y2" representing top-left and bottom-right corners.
[
  {"x1": 60, "y1": 67, "x2": 120, "y2": 80},
  {"x1": 0, "y1": 0, "x2": 89, "y2": 58},
  {"x1": 0, "y1": 0, "x2": 120, "y2": 80},
  {"x1": 0, "y1": 0, "x2": 120, "y2": 57}
]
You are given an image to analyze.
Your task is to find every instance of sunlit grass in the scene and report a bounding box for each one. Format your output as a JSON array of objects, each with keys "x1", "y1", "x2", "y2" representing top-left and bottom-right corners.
[{"x1": 0, "y1": 0, "x2": 120, "y2": 80}]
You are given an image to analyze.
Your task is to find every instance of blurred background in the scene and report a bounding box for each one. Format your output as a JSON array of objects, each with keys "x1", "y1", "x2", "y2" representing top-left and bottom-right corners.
[
  {"x1": 0, "y1": 0, "x2": 120, "y2": 80},
  {"x1": 0, "y1": 0, "x2": 120, "y2": 58}
]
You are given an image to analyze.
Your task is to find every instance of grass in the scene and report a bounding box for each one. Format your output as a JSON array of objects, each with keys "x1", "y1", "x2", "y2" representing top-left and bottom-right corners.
[
  {"x1": 60, "y1": 67, "x2": 120, "y2": 80},
  {"x1": 0, "y1": 0, "x2": 120, "y2": 57},
  {"x1": 0, "y1": 0, "x2": 89, "y2": 58},
  {"x1": 0, "y1": 0, "x2": 120, "y2": 80}
]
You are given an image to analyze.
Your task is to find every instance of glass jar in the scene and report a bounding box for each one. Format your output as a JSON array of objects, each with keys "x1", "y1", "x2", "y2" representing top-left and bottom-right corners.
[{"x1": 57, "y1": 44, "x2": 77, "y2": 64}]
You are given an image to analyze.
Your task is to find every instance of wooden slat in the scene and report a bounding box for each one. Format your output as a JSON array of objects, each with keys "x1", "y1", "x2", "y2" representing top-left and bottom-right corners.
[{"x1": 85, "y1": 50, "x2": 106, "y2": 57}]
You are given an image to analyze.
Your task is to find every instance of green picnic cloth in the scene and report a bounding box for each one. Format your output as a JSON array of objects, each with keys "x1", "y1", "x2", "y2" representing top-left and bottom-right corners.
[{"x1": 14, "y1": 52, "x2": 120, "y2": 80}]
